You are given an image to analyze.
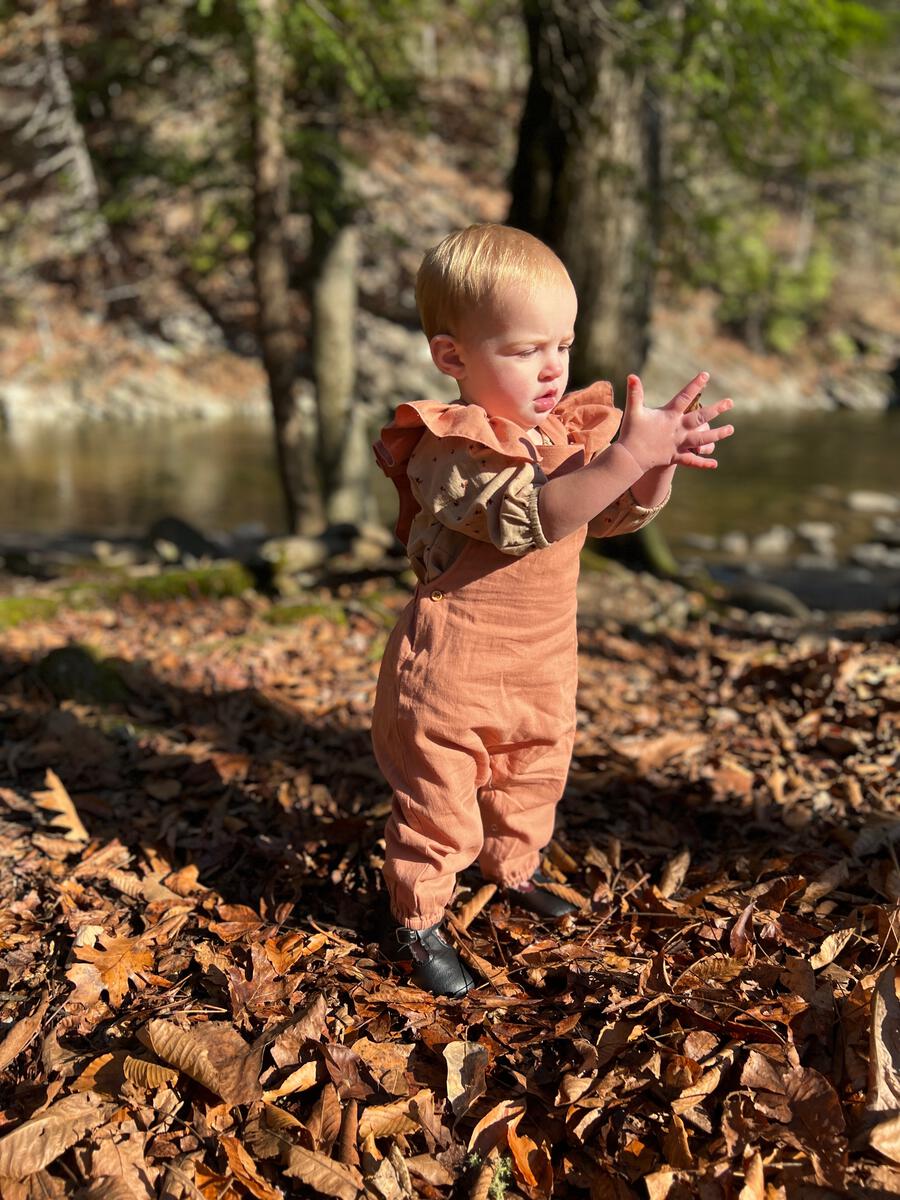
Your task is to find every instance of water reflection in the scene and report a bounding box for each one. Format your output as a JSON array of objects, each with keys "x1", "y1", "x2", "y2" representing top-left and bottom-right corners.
[{"x1": 1, "y1": 409, "x2": 897, "y2": 547}]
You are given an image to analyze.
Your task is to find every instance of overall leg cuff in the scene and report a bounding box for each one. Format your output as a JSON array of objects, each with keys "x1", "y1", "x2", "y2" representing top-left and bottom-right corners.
[
  {"x1": 483, "y1": 851, "x2": 541, "y2": 891},
  {"x1": 391, "y1": 907, "x2": 447, "y2": 932}
]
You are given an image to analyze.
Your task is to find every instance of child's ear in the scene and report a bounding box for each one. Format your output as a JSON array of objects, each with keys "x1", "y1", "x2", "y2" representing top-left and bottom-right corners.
[{"x1": 429, "y1": 335, "x2": 466, "y2": 380}]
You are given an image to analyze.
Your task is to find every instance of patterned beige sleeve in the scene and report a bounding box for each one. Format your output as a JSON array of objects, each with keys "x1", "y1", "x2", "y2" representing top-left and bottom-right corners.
[
  {"x1": 587, "y1": 484, "x2": 673, "y2": 538},
  {"x1": 409, "y1": 435, "x2": 550, "y2": 556}
]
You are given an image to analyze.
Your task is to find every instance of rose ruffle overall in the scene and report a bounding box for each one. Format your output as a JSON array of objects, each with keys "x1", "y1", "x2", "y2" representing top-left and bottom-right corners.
[{"x1": 371, "y1": 385, "x2": 664, "y2": 930}]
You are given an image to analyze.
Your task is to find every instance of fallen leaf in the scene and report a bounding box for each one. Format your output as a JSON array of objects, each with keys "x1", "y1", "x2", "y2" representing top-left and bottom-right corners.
[
  {"x1": 867, "y1": 963, "x2": 900, "y2": 1116},
  {"x1": 810, "y1": 927, "x2": 856, "y2": 970},
  {"x1": 0, "y1": 989, "x2": 49, "y2": 1072},
  {"x1": 358, "y1": 1093, "x2": 428, "y2": 1140},
  {"x1": 282, "y1": 1143, "x2": 364, "y2": 1200},
  {"x1": 457, "y1": 884, "x2": 497, "y2": 930},
  {"x1": 262, "y1": 1059, "x2": 319, "y2": 1101},
  {"x1": 221, "y1": 1135, "x2": 283, "y2": 1200},
  {"x1": 468, "y1": 1099, "x2": 526, "y2": 1156},
  {"x1": 658, "y1": 850, "x2": 691, "y2": 899},
  {"x1": 507, "y1": 1114, "x2": 553, "y2": 1198},
  {"x1": 0, "y1": 1093, "x2": 113, "y2": 1179},
  {"x1": 443, "y1": 1040, "x2": 488, "y2": 1118},
  {"x1": 70, "y1": 936, "x2": 154, "y2": 1008},
  {"x1": 33, "y1": 769, "x2": 89, "y2": 841},
  {"x1": 869, "y1": 1113, "x2": 900, "y2": 1165}
]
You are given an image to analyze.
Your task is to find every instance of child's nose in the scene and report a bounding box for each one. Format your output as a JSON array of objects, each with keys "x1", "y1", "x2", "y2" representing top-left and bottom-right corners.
[{"x1": 540, "y1": 353, "x2": 564, "y2": 379}]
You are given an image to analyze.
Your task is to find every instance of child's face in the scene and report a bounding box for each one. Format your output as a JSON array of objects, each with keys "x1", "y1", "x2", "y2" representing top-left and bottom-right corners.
[{"x1": 430, "y1": 276, "x2": 577, "y2": 429}]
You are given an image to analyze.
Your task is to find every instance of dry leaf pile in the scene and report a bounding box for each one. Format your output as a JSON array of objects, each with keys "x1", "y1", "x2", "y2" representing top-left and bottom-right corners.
[{"x1": 0, "y1": 580, "x2": 898, "y2": 1198}]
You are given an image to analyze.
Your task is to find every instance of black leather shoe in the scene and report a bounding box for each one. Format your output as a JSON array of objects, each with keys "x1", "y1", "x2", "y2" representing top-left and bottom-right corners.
[
  {"x1": 382, "y1": 923, "x2": 476, "y2": 997},
  {"x1": 505, "y1": 870, "x2": 579, "y2": 918}
]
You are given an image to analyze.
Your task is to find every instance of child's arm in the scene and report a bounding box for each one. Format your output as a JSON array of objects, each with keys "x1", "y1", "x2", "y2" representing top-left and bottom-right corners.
[
  {"x1": 629, "y1": 464, "x2": 676, "y2": 509},
  {"x1": 538, "y1": 373, "x2": 733, "y2": 544}
]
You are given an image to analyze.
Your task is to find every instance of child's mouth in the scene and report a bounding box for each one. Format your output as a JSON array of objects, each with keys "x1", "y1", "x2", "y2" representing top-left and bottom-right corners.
[{"x1": 534, "y1": 392, "x2": 556, "y2": 412}]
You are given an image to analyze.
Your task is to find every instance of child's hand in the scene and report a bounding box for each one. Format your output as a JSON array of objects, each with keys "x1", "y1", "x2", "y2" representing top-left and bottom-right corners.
[{"x1": 618, "y1": 373, "x2": 734, "y2": 472}]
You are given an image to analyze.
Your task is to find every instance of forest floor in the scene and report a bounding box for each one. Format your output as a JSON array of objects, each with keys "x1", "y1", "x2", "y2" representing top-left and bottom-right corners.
[{"x1": 0, "y1": 575, "x2": 899, "y2": 1198}]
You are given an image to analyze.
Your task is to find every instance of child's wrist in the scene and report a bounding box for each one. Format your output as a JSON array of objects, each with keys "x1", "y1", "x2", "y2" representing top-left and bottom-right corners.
[
  {"x1": 630, "y1": 463, "x2": 675, "y2": 506},
  {"x1": 612, "y1": 439, "x2": 652, "y2": 476}
]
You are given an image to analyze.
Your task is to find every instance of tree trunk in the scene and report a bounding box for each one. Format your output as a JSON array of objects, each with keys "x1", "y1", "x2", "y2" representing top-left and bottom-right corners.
[
  {"x1": 311, "y1": 218, "x2": 370, "y2": 525},
  {"x1": 508, "y1": 0, "x2": 663, "y2": 400},
  {"x1": 250, "y1": 0, "x2": 322, "y2": 534},
  {"x1": 509, "y1": 2, "x2": 674, "y2": 577},
  {"x1": 35, "y1": 1, "x2": 121, "y2": 313}
]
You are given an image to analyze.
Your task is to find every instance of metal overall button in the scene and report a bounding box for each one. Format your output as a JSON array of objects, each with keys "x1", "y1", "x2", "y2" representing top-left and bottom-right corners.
[{"x1": 430, "y1": 590, "x2": 444, "y2": 601}]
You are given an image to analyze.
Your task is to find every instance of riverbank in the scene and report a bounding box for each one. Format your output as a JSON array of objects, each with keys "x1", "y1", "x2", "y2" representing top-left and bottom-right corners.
[
  {"x1": 2, "y1": 511, "x2": 899, "y2": 631},
  {"x1": 1, "y1": 273, "x2": 898, "y2": 439}
]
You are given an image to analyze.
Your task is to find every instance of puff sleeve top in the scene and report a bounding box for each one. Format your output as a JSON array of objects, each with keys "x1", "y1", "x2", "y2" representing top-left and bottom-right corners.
[{"x1": 374, "y1": 384, "x2": 671, "y2": 585}]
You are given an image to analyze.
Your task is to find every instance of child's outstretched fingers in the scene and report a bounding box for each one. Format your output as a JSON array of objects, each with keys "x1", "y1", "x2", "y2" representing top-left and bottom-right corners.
[
  {"x1": 625, "y1": 374, "x2": 644, "y2": 411},
  {"x1": 675, "y1": 450, "x2": 718, "y2": 469},
  {"x1": 685, "y1": 397, "x2": 735, "y2": 438},
  {"x1": 676, "y1": 401, "x2": 734, "y2": 468},
  {"x1": 669, "y1": 371, "x2": 709, "y2": 413}
]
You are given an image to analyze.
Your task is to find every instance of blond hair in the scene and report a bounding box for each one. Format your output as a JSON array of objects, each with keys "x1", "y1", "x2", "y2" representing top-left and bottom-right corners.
[{"x1": 415, "y1": 224, "x2": 570, "y2": 340}]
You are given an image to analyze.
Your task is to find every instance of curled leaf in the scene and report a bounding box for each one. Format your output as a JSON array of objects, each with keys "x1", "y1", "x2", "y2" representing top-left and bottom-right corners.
[
  {"x1": 137, "y1": 1018, "x2": 222, "y2": 1095},
  {"x1": 33, "y1": 769, "x2": 88, "y2": 842},
  {"x1": 0, "y1": 1093, "x2": 113, "y2": 1179},
  {"x1": 123, "y1": 1054, "x2": 179, "y2": 1088}
]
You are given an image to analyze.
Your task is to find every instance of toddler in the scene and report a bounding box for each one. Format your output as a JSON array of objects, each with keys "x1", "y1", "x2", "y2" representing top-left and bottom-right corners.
[{"x1": 371, "y1": 223, "x2": 734, "y2": 996}]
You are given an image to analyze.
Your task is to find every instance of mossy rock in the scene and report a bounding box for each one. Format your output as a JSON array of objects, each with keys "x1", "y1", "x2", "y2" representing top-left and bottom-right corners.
[
  {"x1": 62, "y1": 562, "x2": 255, "y2": 607},
  {"x1": 0, "y1": 596, "x2": 60, "y2": 629},
  {"x1": 579, "y1": 547, "x2": 632, "y2": 576},
  {"x1": 126, "y1": 562, "x2": 254, "y2": 601},
  {"x1": 36, "y1": 644, "x2": 129, "y2": 704},
  {"x1": 264, "y1": 601, "x2": 348, "y2": 627}
]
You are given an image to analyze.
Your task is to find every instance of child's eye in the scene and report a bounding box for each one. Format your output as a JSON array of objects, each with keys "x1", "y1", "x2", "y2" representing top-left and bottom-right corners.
[
  {"x1": 560, "y1": 343, "x2": 573, "y2": 353},
  {"x1": 517, "y1": 348, "x2": 537, "y2": 358}
]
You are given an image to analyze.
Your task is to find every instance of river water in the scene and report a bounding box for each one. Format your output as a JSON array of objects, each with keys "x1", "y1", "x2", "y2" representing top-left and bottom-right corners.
[{"x1": 2, "y1": 408, "x2": 898, "y2": 568}]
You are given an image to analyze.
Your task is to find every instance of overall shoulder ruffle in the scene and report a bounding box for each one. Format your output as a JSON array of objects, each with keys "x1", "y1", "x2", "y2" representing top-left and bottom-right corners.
[
  {"x1": 550, "y1": 381, "x2": 623, "y2": 460},
  {"x1": 374, "y1": 399, "x2": 537, "y2": 475},
  {"x1": 373, "y1": 400, "x2": 538, "y2": 545}
]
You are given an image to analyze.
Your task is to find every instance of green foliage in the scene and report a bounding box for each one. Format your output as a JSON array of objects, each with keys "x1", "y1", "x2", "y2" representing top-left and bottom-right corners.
[
  {"x1": 196, "y1": 0, "x2": 425, "y2": 113},
  {"x1": 692, "y1": 209, "x2": 836, "y2": 353},
  {"x1": 488, "y1": 1156, "x2": 514, "y2": 1200},
  {"x1": 283, "y1": 0, "x2": 423, "y2": 112},
  {"x1": 614, "y1": 0, "x2": 895, "y2": 350},
  {"x1": 63, "y1": 5, "x2": 250, "y2": 252},
  {"x1": 180, "y1": 196, "x2": 253, "y2": 275},
  {"x1": 282, "y1": 0, "x2": 428, "y2": 238},
  {"x1": 192, "y1": 0, "x2": 429, "y2": 248},
  {"x1": 462, "y1": 1153, "x2": 513, "y2": 1200},
  {"x1": 826, "y1": 329, "x2": 859, "y2": 361},
  {"x1": 623, "y1": 0, "x2": 891, "y2": 176}
]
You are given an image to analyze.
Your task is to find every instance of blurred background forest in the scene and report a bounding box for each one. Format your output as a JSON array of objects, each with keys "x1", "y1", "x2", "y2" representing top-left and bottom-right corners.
[{"x1": 1, "y1": 0, "x2": 899, "y2": 612}]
